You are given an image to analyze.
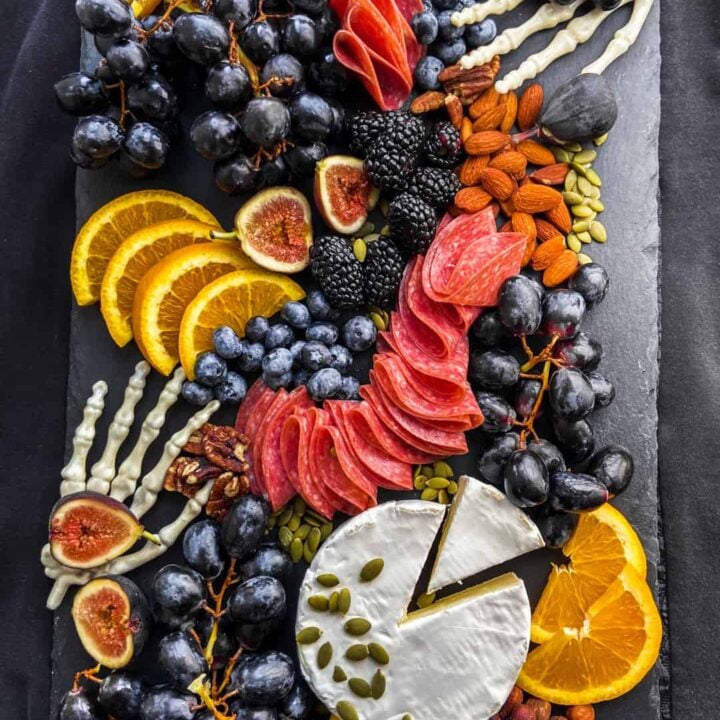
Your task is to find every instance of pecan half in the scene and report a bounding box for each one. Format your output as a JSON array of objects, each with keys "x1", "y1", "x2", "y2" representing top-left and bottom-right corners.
[
  {"x1": 202, "y1": 425, "x2": 250, "y2": 474},
  {"x1": 440, "y1": 59, "x2": 499, "y2": 105},
  {"x1": 206, "y1": 472, "x2": 251, "y2": 521},
  {"x1": 164, "y1": 456, "x2": 223, "y2": 498},
  {"x1": 183, "y1": 423, "x2": 215, "y2": 456}
]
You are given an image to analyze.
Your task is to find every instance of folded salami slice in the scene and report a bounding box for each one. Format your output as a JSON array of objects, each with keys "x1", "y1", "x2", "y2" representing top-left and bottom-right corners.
[
  {"x1": 367, "y1": 0, "x2": 423, "y2": 72},
  {"x1": 251, "y1": 388, "x2": 289, "y2": 503},
  {"x1": 235, "y1": 379, "x2": 274, "y2": 436},
  {"x1": 322, "y1": 421, "x2": 379, "y2": 502},
  {"x1": 237, "y1": 381, "x2": 277, "y2": 495}
]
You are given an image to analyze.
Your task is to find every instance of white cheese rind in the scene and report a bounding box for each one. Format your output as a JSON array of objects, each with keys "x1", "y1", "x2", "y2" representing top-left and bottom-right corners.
[{"x1": 428, "y1": 476, "x2": 545, "y2": 594}]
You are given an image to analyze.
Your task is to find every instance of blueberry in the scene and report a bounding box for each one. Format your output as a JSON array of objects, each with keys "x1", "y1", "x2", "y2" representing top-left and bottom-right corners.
[
  {"x1": 431, "y1": 38, "x2": 466, "y2": 66},
  {"x1": 194, "y1": 352, "x2": 228, "y2": 387},
  {"x1": 181, "y1": 381, "x2": 214, "y2": 406},
  {"x1": 239, "y1": 342, "x2": 265, "y2": 373},
  {"x1": 411, "y1": 11, "x2": 438, "y2": 45},
  {"x1": 264, "y1": 371, "x2": 293, "y2": 390},
  {"x1": 213, "y1": 326, "x2": 244, "y2": 359},
  {"x1": 292, "y1": 368, "x2": 312, "y2": 387},
  {"x1": 337, "y1": 375, "x2": 360, "y2": 400},
  {"x1": 414, "y1": 56, "x2": 445, "y2": 91},
  {"x1": 342, "y1": 316, "x2": 377, "y2": 352},
  {"x1": 280, "y1": 301, "x2": 312, "y2": 329},
  {"x1": 264, "y1": 323, "x2": 295, "y2": 350},
  {"x1": 300, "y1": 341, "x2": 332, "y2": 371},
  {"x1": 245, "y1": 316, "x2": 270, "y2": 343},
  {"x1": 215, "y1": 372, "x2": 248, "y2": 403},
  {"x1": 305, "y1": 321, "x2": 338, "y2": 345},
  {"x1": 307, "y1": 368, "x2": 342, "y2": 401},
  {"x1": 328, "y1": 344, "x2": 353, "y2": 373},
  {"x1": 306, "y1": 289, "x2": 338, "y2": 320},
  {"x1": 464, "y1": 18, "x2": 497, "y2": 49},
  {"x1": 437, "y1": 10, "x2": 464, "y2": 40},
  {"x1": 262, "y1": 348, "x2": 294, "y2": 377},
  {"x1": 289, "y1": 340, "x2": 306, "y2": 367}
]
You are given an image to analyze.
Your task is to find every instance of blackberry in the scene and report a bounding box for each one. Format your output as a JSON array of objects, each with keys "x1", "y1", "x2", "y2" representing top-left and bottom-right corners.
[
  {"x1": 347, "y1": 111, "x2": 390, "y2": 154},
  {"x1": 365, "y1": 150, "x2": 417, "y2": 193},
  {"x1": 424, "y1": 121, "x2": 463, "y2": 169},
  {"x1": 310, "y1": 235, "x2": 365, "y2": 309},
  {"x1": 388, "y1": 193, "x2": 437, "y2": 256},
  {"x1": 363, "y1": 237, "x2": 406, "y2": 309},
  {"x1": 407, "y1": 167, "x2": 462, "y2": 209}
]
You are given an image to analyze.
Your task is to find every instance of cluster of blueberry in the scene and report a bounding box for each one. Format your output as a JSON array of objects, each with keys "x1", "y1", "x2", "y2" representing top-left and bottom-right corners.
[
  {"x1": 182, "y1": 289, "x2": 377, "y2": 406},
  {"x1": 412, "y1": 0, "x2": 497, "y2": 92}
]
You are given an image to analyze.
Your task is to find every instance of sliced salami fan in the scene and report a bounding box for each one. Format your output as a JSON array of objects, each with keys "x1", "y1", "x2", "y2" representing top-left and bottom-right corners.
[
  {"x1": 251, "y1": 388, "x2": 289, "y2": 502},
  {"x1": 235, "y1": 379, "x2": 274, "y2": 436},
  {"x1": 237, "y1": 380, "x2": 277, "y2": 495}
]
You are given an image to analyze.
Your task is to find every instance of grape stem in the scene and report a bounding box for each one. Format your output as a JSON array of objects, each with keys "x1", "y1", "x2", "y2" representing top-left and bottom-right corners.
[
  {"x1": 140, "y1": 0, "x2": 184, "y2": 36},
  {"x1": 71, "y1": 663, "x2": 103, "y2": 691},
  {"x1": 203, "y1": 557, "x2": 238, "y2": 663}
]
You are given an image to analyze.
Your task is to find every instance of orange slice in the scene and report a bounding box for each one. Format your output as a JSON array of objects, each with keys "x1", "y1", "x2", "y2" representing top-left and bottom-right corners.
[
  {"x1": 132, "y1": 243, "x2": 255, "y2": 375},
  {"x1": 178, "y1": 269, "x2": 305, "y2": 379},
  {"x1": 100, "y1": 219, "x2": 219, "y2": 347},
  {"x1": 518, "y1": 564, "x2": 661, "y2": 705},
  {"x1": 531, "y1": 503, "x2": 647, "y2": 644},
  {"x1": 71, "y1": 190, "x2": 219, "y2": 306}
]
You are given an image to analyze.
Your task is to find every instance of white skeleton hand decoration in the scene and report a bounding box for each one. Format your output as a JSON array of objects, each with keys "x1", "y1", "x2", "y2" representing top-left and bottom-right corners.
[
  {"x1": 452, "y1": 0, "x2": 655, "y2": 93},
  {"x1": 40, "y1": 361, "x2": 219, "y2": 610}
]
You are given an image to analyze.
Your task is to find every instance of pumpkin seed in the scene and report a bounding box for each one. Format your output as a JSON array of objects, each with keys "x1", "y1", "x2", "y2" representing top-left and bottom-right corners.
[
  {"x1": 380, "y1": 199, "x2": 390, "y2": 216},
  {"x1": 363, "y1": 233, "x2": 380, "y2": 244},
  {"x1": 371, "y1": 670, "x2": 386, "y2": 699},
  {"x1": 564, "y1": 141, "x2": 583, "y2": 153},
  {"x1": 337, "y1": 700, "x2": 359, "y2": 720},
  {"x1": 564, "y1": 169, "x2": 578, "y2": 193},
  {"x1": 306, "y1": 507, "x2": 326, "y2": 522},
  {"x1": 277, "y1": 507, "x2": 293, "y2": 526},
  {"x1": 348, "y1": 678, "x2": 372, "y2": 698},
  {"x1": 438, "y1": 489, "x2": 450, "y2": 504},
  {"x1": 368, "y1": 642, "x2": 390, "y2": 665},
  {"x1": 345, "y1": 644, "x2": 369, "y2": 661},
  {"x1": 421, "y1": 465, "x2": 434, "y2": 477},
  {"x1": 317, "y1": 573, "x2": 340, "y2": 587},
  {"x1": 305, "y1": 515, "x2": 321, "y2": 528},
  {"x1": 413, "y1": 465, "x2": 422, "y2": 479},
  {"x1": 278, "y1": 526, "x2": 293, "y2": 548},
  {"x1": 587, "y1": 184, "x2": 601, "y2": 200},
  {"x1": 267, "y1": 516, "x2": 276, "y2": 530},
  {"x1": 360, "y1": 558, "x2": 384, "y2": 582},
  {"x1": 293, "y1": 495, "x2": 307, "y2": 514},
  {"x1": 586, "y1": 210, "x2": 598, "y2": 222},
  {"x1": 359, "y1": 221, "x2": 375, "y2": 236},
  {"x1": 572, "y1": 220, "x2": 590, "y2": 233},
  {"x1": 294, "y1": 523, "x2": 311, "y2": 541},
  {"x1": 321, "y1": 522, "x2": 334, "y2": 540},
  {"x1": 380, "y1": 224, "x2": 391, "y2": 236},
  {"x1": 417, "y1": 591, "x2": 436, "y2": 608},
  {"x1": 353, "y1": 238, "x2": 367, "y2": 263},
  {"x1": 570, "y1": 161, "x2": 589, "y2": 178},
  {"x1": 562, "y1": 191, "x2": 584, "y2": 206},
  {"x1": 585, "y1": 168, "x2": 602, "y2": 187},
  {"x1": 288, "y1": 514, "x2": 302, "y2": 532},
  {"x1": 578, "y1": 231, "x2": 592, "y2": 244},
  {"x1": 329, "y1": 591, "x2": 339, "y2": 613},
  {"x1": 588, "y1": 199, "x2": 605, "y2": 213},
  {"x1": 573, "y1": 149, "x2": 597, "y2": 164},
  {"x1": 433, "y1": 460, "x2": 453, "y2": 478},
  {"x1": 307, "y1": 527, "x2": 321, "y2": 553},
  {"x1": 427, "y1": 477, "x2": 450, "y2": 490},
  {"x1": 567, "y1": 234, "x2": 582, "y2": 253},
  {"x1": 589, "y1": 220, "x2": 607, "y2": 243},
  {"x1": 552, "y1": 147, "x2": 573, "y2": 163},
  {"x1": 576, "y1": 176, "x2": 593, "y2": 196},
  {"x1": 339, "y1": 587, "x2": 352, "y2": 614},
  {"x1": 594, "y1": 132, "x2": 609, "y2": 146},
  {"x1": 571, "y1": 205, "x2": 593, "y2": 219},
  {"x1": 297, "y1": 627, "x2": 322, "y2": 644},
  {"x1": 303, "y1": 542, "x2": 316, "y2": 564},
  {"x1": 447, "y1": 479, "x2": 458, "y2": 494},
  {"x1": 318, "y1": 642, "x2": 333, "y2": 669},
  {"x1": 270, "y1": 506, "x2": 284, "y2": 518},
  {"x1": 381, "y1": 309, "x2": 390, "y2": 327},
  {"x1": 370, "y1": 312, "x2": 386, "y2": 331},
  {"x1": 344, "y1": 618, "x2": 372, "y2": 635},
  {"x1": 333, "y1": 666, "x2": 347, "y2": 682},
  {"x1": 420, "y1": 488, "x2": 438, "y2": 501},
  {"x1": 577, "y1": 252, "x2": 593, "y2": 265},
  {"x1": 413, "y1": 475, "x2": 428, "y2": 491},
  {"x1": 308, "y1": 595, "x2": 329, "y2": 611},
  {"x1": 290, "y1": 538, "x2": 303, "y2": 563}
]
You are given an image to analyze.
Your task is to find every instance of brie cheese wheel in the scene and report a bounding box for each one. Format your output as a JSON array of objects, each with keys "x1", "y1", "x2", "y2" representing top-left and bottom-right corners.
[
  {"x1": 428, "y1": 476, "x2": 545, "y2": 594},
  {"x1": 296, "y1": 500, "x2": 531, "y2": 720}
]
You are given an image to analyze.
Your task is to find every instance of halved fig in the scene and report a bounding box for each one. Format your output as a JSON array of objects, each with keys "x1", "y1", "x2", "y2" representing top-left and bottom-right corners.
[
  {"x1": 72, "y1": 575, "x2": 151, "y2": 668},
  {"x1": 234, "y1": 187, "x2": 313, "y2": 273},
  {"x1": 49, "y1": 491, "x2": 156, "y2": 569},
  {"x1": 314, "y1": 155, "x2": 380, "y2": 235}
]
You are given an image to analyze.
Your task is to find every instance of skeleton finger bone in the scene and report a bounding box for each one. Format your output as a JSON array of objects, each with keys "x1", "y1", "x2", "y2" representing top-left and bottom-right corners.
[{"x1": 451, "y1": 0, "x2": 526, "y2": 27}]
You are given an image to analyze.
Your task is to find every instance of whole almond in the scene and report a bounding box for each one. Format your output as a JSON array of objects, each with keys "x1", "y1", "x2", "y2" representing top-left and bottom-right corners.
[
  {"x1": 531, "y1": 235, "x2": 565, "y2": 270},
  {"x1": 514, "y1": 184, "x2": 563, "y2": 213},
  {"x1": 517, "y1": 139, "x2": 556, "y2": 166},
  {"x1": 410, "y1": 91, "x2": 445, "y2": 114},
  {"x1": 499, "y1": 195, "x2": 516, "y2": 216},
  {"x1": 455, "y1": 187, "x2": 493, "y2": 213},
  {"x1": 472, "y1": 104, "x2": 507, "y2": 131},
  {"x1": 545, "y1": 200, "x2": 573, "y2": 233},
  {"x1": 500, "y1": 90, "x2": 518, "y2": 133},
  {"x1": 521, "y1": 237, "x2": 537, "y2": 267},
  {"x1": 469, "y1": 86, "x2": 501, "y2": 119},
  {"x1": 529, "y1": 163, "x2": 570, "y2": 186},
  {"x1": 517, "y1": 83, "x2": 544, "y2": 131},
  {"x1": 512, "y1": 212, "x2": 537, "y2": 244},
  {"x1": 490, "y1": 151, "x2": 528, "y2": 179},
  {"x1": 461, "y1": 117, "x2": 473, "y2": 143},
  {"x1": 566, "y1": 707, "x2": 595, "y2": 720},
  {"x1": 543, "y1": 248, "x2": 579, "y2": 286},
  {"x1": 458, "y1": 155, "x2": 490, "y2": 186},
  {"x1": 480, "y1": 168, "x2": 515, "y2": 200},
  {"x1": 465, "y1": 130, "x2": 510, "y2": 155},
  {"x1": 511, "y1": 706, "x2": 537, "y2": 720},
  {"x1": 526, "y1": 698, "x2": 551, "y2": 720},
  {"x1": 535, "y1": 217, "x2": 564, "y2": 243}
]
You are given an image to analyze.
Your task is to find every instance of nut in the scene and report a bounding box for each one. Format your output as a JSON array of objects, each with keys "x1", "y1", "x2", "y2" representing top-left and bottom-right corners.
[
  {"x1": 514, "y1": 184, "x2": 563, "y2": 213},
  {"x1": 511, "y1": 212, "x2": 537, "y2": 244},
  {"x1": 526, "y1": 698, "x2": 551, "y2": 720},
  {"x1": 543, "y1": 248, "x2": 579, "y2": 287},
  {"x1": 163, "y1": 456, "x2": 223, "y2": 497},
  {"x1": 472, "y1": 104, "x2": 507, "y2": 132},
  {"x1": 490, "y1": 151, "x2": 528, "y2": 179},
  {"x1": 531, "y1": 235, "x2": 565, "y2": 270},
  {"x1": 455, "y1": 187, "x2": 493, "y2": 213},
  {"x1": 464, "y1": 130, "x2": 511, "y2": 155},
  {"x1": 202, "y1": 425, "x2": 250, "y2": 474},
  {"x1": 458, "y1": 155, "x2": 490, "y2": 186},
  {"x1": 206, "y1": 471, "x2": 251, "y2": 521},
  {"x1": 545, "y1": 200, "x2": 573, "y2": 233},
  {"x1": 183, "y1": 423, "x2": 214, "y2": 455},
  {"x1": 500, "y1": 90, "x2": 518, "y2": 133},
  {"x1": 517, "y1": 139, "x2": 556, "y2": 166},
  {"x1": 567, "y1": 706, "x2": 595, "y2": 720},
  {"x1": 511, "y1": 705, "x2": 537, "y2": 720},
  {"x1": 499, "y1": 685, "x2": 524, "y2": 718},
  {"x1": 517, "y1": 83, "x2": 544, "y2": 131},
  {"x1": 461, "y1": 116, "x2": 474, "y2": 143},
  {"x1": 410, "y1": 91, "x2": 446, "y2": 114},
  {"x1": 535, "y1": 217, "x2": 564, "y2": 243},
  {"x1": 529, "y1": 163, "x2": 570, "y2": 186},
  {"x1": 469, "y1": 86, "x2": 501, "y2": 118},
  {"x1": 445, "y1": 94, "x2": 465, "y2": 129},
  {"x1": 480, "y1": 168, "x2": 516, "y2": 201}
]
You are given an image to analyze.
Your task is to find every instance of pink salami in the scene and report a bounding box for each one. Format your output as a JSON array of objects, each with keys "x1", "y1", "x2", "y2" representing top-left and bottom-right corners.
[
  {"x1": 251, "y1": 389, "x2": 289, "y2": 503},
  {"x1": 235, "y1": 379, "x2": 274, "y2": 435},
  {"x1": 239, "y1": 381, "x2": 278, "y2": 495}
]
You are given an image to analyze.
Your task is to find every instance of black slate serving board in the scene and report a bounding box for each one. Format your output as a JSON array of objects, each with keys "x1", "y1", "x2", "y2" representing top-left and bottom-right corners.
[{"x1": 49, "y1": 3, "x2": 662, "y2": 718}]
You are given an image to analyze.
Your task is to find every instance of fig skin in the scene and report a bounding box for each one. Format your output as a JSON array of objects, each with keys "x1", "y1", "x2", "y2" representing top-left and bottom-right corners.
[{"x1": 72, "y1": 575, "x2": 152, "y2": 669}]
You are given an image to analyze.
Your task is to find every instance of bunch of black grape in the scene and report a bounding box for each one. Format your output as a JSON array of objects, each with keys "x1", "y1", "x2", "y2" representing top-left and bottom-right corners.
[
  {"x1": 55, "y1": 0, "x2": 349, "y2": 192},
  {"x1": 59, "y1": 495, "x2": 319, "y2": 720},
  {"x1": 469, "y1": 263, "x2": 635, "y2": 548}
]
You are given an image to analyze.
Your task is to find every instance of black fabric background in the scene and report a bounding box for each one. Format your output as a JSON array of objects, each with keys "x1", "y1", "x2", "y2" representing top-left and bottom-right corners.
[{"x1": 0, "y1": 0, "x2": 717, "y2": 717}]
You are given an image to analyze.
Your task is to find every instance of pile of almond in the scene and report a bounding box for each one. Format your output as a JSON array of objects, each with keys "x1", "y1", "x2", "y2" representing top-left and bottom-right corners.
[{"x1": 494, "y1": 685, "x2": 595, "y2": 720}]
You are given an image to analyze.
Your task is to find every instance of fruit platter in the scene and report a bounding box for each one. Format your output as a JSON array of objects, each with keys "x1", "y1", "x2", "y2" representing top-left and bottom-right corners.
[{"x1": 47, "y1": 0, "x2": 662, "y2": 719}]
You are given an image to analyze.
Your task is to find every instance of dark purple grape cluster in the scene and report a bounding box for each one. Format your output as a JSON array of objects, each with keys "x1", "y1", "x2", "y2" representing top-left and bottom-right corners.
[
  {"x1": 469, "y1": 262, "x2": 635, "y2": 548},
  {"x1": 56, "y1": 0, "x2": 349, "y2": 192}
]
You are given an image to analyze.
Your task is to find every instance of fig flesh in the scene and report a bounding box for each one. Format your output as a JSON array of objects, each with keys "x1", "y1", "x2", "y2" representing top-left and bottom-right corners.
[
  {"x1": 234, "y1": 187, "x2": 313, "y2": 273},
  {"x1": 314, "y1": 155, "x2": 379, "y2": 235},
  {"x1": 71, "y1": 575, "x2": 151, "y2": 668},
  {"x1": 49, "y1": 491, "x2": 156, "y2": 569}
]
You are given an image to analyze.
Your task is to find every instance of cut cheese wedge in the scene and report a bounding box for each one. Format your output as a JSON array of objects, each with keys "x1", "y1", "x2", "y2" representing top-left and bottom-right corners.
[
  {"x1": 296, "y1": 501, "x2": 531, "y2": 720},
  {"x1": 428, "y1": 476, "x2": 544, "y2": 593}
]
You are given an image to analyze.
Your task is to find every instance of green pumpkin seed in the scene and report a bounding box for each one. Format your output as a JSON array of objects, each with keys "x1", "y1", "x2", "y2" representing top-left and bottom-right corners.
[
  {"x1": 306, "y1": 527, "x2": 322, "y2": 553},
  {"x1": 290, "y1": 538, "x2": 303, "y2": 563},
  {"x1": 571, "y1": 205, "x2": 593, "y2": 219},
  {"x1": 345, "y1": 644, "x2": 369, "y2": 661},
  {"x1": 564, "y1": 141, "x2": 583, "y2": 153},
  {"x1": 306, "y1": 507, "x2": 326, "y2": 522},
  {"x1": 295, "y1": 523, "x2": 311, "y2": 541},
  {"x1": 370, "y1": 312, "x2": 386, "y2": 331},
  {"x1": 380, "y1": 224, "x2": 391, "y2": 236},
  {"x1": 329, "y1": 591, "x2": 340, "y2": 613},
  {"x1": 438, "y1": 489, "x2": 450, "y2": 505},
  {"x1": 570, "y1": 161, "x2": 589, "y2": 178},
  {"x1": 304, "y1": 515, "x2": 321, "y2": 528},
  {"x1": 417, "y1": 591, "x2": 436, "y2": 608},
  {"x1": 573, "y1": 149, "x2": 597, "y2": 165},
  {"x1": 564, "y1": 169, "x2": 578, "y2": 193},
  {"x1": 297, "y1": 627, "x2": 322, "y2": 644},
  {"x1": 576, "y1": 176, "x2": 593, "y2": 196},
  {"x1": 337, "y1": 700, "x2": 359, "y2": 720},
  {"x1": 589, "y1": 220, "x2": 607, "y2": 243},
  {"x1": 353, "y1": 238, "x2": 367, "y2": 263},
  {"x1": 380, "y1": 309, "x2": 390, "y2": 328},
  {"x1": 594, "y1": 132, "x2": 609, "y2": 146},
  {"x1": 433, "y1": 460, "x2": 453, "y2": 478},
  {"x1": 585, "y1": 168, "x2": 602, "y2": 187},
  {"x1": 380, "y1": 199, "x2": 390, "y2": 216},
  {"x1": 360, "y1": 558, "x2": 384, "y2": 582},
  {"x1": 333, "y1": 666, "x2": 348, "y2": 682},
  {"x1": 344, "y1": 618, "x2": 371, "y2": 636},
  {"x1": 572, "y1": 220, "x2": 590, "y2": 233},
  {"x1": 339, "y1": 587, "x2": 352, "y2": 614},
  {"x1": 317, "y1": 573, "x2": 340, "y2": 587},
  {"x1": 278, "y1": 526, "x2": 293, "y2": 548},
  {"x1": 421, "y1": 465, "x2": 434, "y2": 477},
  {"x1": 293, "y1": 495, "x2": 307, "y2": 514},
  {"x1": 321, "y1": 522, "x2": 334, "y2": 540},
  {"x1": 308, "y1": 595, "x2": 329, "y2": 611},
  {"x1": 371, "y1": 670, "x2": 386, "y2": 699},
  {"x1": 348, "y1": 678, "x2": 372, "y2": 698},
  {"x1": 303, "y1": 542, "x2": 316, "y2": 564},
  {"x1": 562, "y1": 191, "x2": 584, "y2": 206},
  {"x1": 552, "y1": 147, "x2": 573, "y2": 164},
  {"x1": 287, "y1": 514, "x2": 302, "y2": 532},
  {"x1": 413, "y1": 475, "x2": 428, "y2": 491},
  {"x1": 364, "y1": 233, "x2": 380, "y2": 244},
  {"x1": 318, "y1": 642, "x2": 333, "y2": 669},
  {"x1": 587, "y1": 184, "x2": 601, "y2": 200},
  {"x1": 277, "y1": 507, "x2": 293, "y2": 526},
  {"x1": 577, "y1": 231, "x2": 592, "y2": 244},
  {"x1": 420, "y1": 488, "x2": 438, "y2": 501},
  {"x1": 588, "y1": 199, "x2": 605, "y2": 213},
  {"x1": 368, "y1": 642, "x2": 390, "y2": 665},
  {"x1": 413, "y1": 465, "x2": 422, "y2": 479},
  {"x1": 577, "y1": 252, "x2": 593, "y2": 265},
  {"x1": 358, "y1": 221, "x2": 375, "y2": 236},
  {"x1": 447, "y1": 479, "x2": 458, "y2": 494},
  {"x1": 426, "y1": 476, "x2": 450, "y2": 490},
  {"x1": 567, "y1": 234, "x2": 582, "y2": 253},
  {"x1": 267, "y1": 516, "x2": 276, "y2": 530}
]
